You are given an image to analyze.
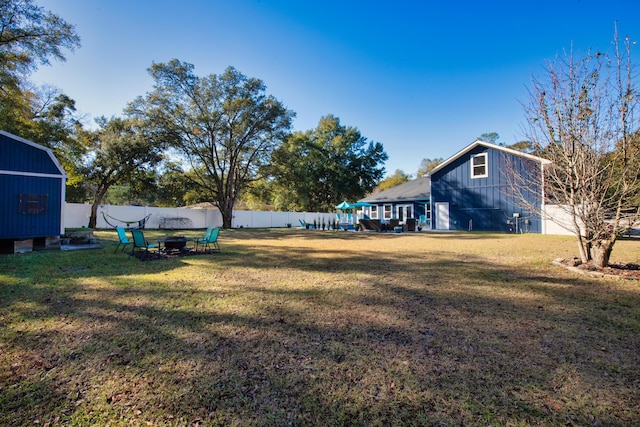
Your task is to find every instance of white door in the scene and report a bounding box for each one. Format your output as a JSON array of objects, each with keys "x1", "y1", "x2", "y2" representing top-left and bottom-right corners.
[
  {"x1": 397, "y1": 204, "x2": 413, "y2": 222},
  {"x1": 435, "y1": 202, "x2": 450, "y2": 230}
]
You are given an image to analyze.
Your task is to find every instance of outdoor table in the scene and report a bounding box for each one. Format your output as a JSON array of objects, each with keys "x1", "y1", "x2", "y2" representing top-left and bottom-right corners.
[{"x1": 157, "y1": 236, "x2": 194, "y2": 253}]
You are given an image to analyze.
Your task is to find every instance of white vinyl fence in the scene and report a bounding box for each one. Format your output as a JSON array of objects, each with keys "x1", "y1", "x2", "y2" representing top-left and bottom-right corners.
[
  {"x1": 64, "y1": 203, "x2": 336, "y2": 230},
  {"x1": 65, "y1": 203, "x2": 577, "y2": 235},
  {"x1": 541, "y1": 204, "x2": 580, "y2": 236}
]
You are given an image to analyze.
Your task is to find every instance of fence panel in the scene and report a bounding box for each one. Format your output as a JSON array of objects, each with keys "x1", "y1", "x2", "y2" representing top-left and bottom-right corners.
[
  {"x1": 64, "y1": 203, "x2": 335, "y2": 230},
  {"x1": 65, "y1": 203, "x2": 577, "y2": 235},
  {"x1": 542, "y1": 205, "x2": 578, "y2": 236},
  {"x1": 63, "y1": 203, "x2": 91, "y2": 229}
]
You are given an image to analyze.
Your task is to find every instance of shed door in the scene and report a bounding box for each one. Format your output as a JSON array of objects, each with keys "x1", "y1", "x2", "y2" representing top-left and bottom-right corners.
[{"x1": 435, "y1": 202, "x2": 450, "y2": 230}]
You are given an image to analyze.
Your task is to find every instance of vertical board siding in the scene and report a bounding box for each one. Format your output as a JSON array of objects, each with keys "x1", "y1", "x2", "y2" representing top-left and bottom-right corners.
[
  {"x1": 1, "y1": 132, "x2": 66, "y2": 240},
  {"x1": 431, "y1": 147, "x2": 542, "y2": 232},
  {"x1": 0, "y1": 175, "x2": 63, "y2": 239},
  {"x1": 0, "y1": 134, "x2": 62, "y2": 175}
]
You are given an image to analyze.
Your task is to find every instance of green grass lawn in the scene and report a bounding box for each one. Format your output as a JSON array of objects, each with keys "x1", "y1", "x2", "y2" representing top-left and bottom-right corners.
[{"x1": 1, "y1": 229, "x2": 639, "y2": 426}]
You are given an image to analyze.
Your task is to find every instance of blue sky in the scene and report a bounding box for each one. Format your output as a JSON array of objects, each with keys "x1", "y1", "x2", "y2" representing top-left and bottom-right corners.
[{"x1": 33, "y1": 0, "x2": 640, "y2": 177}]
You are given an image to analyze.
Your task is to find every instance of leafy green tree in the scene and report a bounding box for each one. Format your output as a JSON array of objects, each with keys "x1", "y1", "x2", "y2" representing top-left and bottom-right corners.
[
  {"x1": 477, "y1": 132, "x2": 533, "y2": 153},
  {"x1": 267, "y1": 115, "x2": 388, "y2": 211},
  {"x1": 79, "y1": 116, "x2": 165, "y2": 228},
  {"x1": 104, "y1": 170, "x2": 159, "y2": 206},
  {"x1": 374, "y1": 170, "x2": 411, "y2": 193},
  {"x1": 0, "y1": 81, "x2": 31, "y2": 133},
  {"x1": 129, "y1": 60, "x2": 294, "y2": 228},
  {"x1": 153, "y1": 163, "x2": 193, "y2": 207},
  {"x1": 0, "y1": 0, "x2": 80, "y2": 92},
  {"x1": 505, "y1": 140, "x2": 534, "y2": 153},
  {"x1": 29, "y1": 86, "x2": 86, "y2": 188},
  {"x1": 240, "y1": 177, "x2": 276, "y2": 210},
  {"x1": 614, "y1": 131, "x2": 640, "y2": 208},
  {"x1": 478, "y1": 132, "x2": 500, "y2": 144},
  {"x1": 416, "y1": 158, "x2": 443, "y2": 177},
  {"x1": 0, "y1": 83, "x2": 87, "y2": 198},
  {"x1": 0, "y1": 0, "x2": 83, "y2": 193},
  {"x1": 104, "y1": 162, "x2": 208, "y2": 208}
]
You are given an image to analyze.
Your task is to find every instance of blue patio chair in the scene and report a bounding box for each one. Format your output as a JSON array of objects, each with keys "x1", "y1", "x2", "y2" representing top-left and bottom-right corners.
[
  {"x1": 114, "y1": 227, "x2": 133, "y2": 253},
  {"x1": 195, "y1": 227, "x2": 220, "y2": 253},
  {"x1": 130, "y1": 229, "x2": 159, "y2": 260}
]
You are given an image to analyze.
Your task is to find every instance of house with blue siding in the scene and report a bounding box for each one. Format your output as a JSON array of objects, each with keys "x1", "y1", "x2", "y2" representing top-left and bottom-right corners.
[
  {"x1": 356, "y1": 140, "x2": 550, "y2": 233},
  {"x1": 427, "y1": 140, "x2": 549, "y2": 232},
  {"x1": 0, "y1": 131, "x2": 67, "y2": 253},
  {"x1": 357, "y1": 177, "x2": 431, "y2": 231}
]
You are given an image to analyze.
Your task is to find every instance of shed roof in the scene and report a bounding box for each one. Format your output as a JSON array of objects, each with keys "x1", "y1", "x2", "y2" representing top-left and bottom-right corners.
[
  {"x1": 0, "y1": 130, "x2": 67, "y2": 178},
  {"x1": 360, "y1": 177, "x2": 431, "y2": 203}
]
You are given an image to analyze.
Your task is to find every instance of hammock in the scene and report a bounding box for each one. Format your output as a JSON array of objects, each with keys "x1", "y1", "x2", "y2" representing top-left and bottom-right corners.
[{"x1": 101, "y1": 212, "x2": 151, "y2": 230}]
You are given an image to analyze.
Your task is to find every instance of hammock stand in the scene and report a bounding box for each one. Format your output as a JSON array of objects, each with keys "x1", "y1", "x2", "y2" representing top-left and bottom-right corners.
[{"x1": 102, "y1": 212, "x2": 151, "y2": 230}]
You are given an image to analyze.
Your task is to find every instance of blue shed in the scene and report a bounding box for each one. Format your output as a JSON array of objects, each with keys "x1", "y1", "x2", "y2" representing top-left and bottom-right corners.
[
  {"x1": 427, "y1": 140, "x2": 549, "y2": 233},
  {"x1": 0, "y1": 131, "x2": 67, "y2": 251}
]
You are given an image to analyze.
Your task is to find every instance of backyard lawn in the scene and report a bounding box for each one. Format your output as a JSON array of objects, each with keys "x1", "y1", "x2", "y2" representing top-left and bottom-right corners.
[{"x1": 1, "y1": 229, "x2": 639, "y2": 426}]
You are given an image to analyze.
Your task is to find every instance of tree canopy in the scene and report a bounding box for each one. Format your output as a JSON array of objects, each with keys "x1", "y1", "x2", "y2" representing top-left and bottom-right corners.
[
  {"x1": 416, "y1": 158, "x2": 443, "y2": 177},
  {"x1": 129, "y1": 60, "x2": 294, "y2": 228},
  {"x1": 79, "y1": 116, "x2": 166, "y2": 228},
  {"x1": 264, "y1": 115, "x2": 388, "y2": 212},
  {"x1": 374, "y1": 170, "x2": 411, "y2": 193},
  {"x1": 478, "y1": 132, "x2": 500, "y2": 144},
  {"x1": 0, "y1": 0, "x2": 80, "y2": 91},
  {"x1": 0, "y1": 0, "x2": 84, "y2": 193},
  {"x1": 1, "y1": 3, "x2": 398, "y2": 219}
]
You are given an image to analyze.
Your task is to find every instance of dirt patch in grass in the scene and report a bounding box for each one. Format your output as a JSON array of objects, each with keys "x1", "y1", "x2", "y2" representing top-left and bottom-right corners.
[
  {"x1": 129, "y1": 248, "x2": 218, "y2": 261},
  {"x1": 1, "y1": 229, "x2": 639, "y2": 425},
  {"x1": 556, "y1": 257, "x2": 640, "y2": 280}
]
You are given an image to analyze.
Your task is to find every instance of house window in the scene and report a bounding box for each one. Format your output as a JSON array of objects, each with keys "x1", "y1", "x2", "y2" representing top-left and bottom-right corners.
[
  {"x1": 383, "y1": 204, "x2": 392, "y2": 220},
  {"x1": 471, "y1": 153, "x2": 488, "y2": 178},
  {"x1": 18, "y1": 193, "x2": 48, "y2": 214},
  {"x1": 369, "y1": 206, "x2": 378, "y2": 219}
]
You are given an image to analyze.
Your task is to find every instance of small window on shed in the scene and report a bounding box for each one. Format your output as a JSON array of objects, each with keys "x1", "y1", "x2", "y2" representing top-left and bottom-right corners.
[
  {"x1": 18, "y1": 193, "x2": 48, "y2": 214},
  {"x1": 471, "y1": 153, "x2": 488, "y2": 178}
]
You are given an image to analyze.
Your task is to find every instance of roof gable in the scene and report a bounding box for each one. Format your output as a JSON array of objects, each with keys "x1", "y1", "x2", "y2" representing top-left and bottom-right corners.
[
  {"x1": 0, "y1": 130, "x2": 67, "y2": 178},
  {"x1": 426, "y1": 139, "x2": 549, "y2": 177}
]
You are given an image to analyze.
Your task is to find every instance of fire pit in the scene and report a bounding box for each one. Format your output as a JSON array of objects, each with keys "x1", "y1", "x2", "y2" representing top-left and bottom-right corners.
[{"x1": 159, "y1": 236, "x2": 190, "y2": 251}]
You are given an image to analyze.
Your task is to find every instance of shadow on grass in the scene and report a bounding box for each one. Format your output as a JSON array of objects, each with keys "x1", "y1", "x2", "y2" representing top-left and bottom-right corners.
[{"x1": 1, "y1": 230, "x2": 639, "y2": 425}]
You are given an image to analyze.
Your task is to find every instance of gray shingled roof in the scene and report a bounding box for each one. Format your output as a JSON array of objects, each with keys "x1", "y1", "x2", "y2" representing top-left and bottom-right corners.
[{"x1": 359, "y1": 177, "x2": 430, "y2": 203}]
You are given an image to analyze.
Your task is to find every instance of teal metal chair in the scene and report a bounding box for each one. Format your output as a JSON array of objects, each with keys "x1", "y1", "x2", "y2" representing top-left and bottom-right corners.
[
  {"x1": 298, "y1": 219, "x2": 314, "y2": 229},
  {"x1": 130, "y1": 229, "x2": 159, "y2": 260},
  {"x1": 195, "y1": 227, "x2": 220, "y2": 253},
  {"x1": 114, "y1": 227, "x2": 133, "y2": 253}
]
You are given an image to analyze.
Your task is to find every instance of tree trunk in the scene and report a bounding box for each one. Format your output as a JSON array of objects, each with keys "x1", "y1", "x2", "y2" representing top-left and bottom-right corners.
[
  {"x1": 576, "y1": 235, "x2": 590, "y2": 264},
  {"x1": 88, "y1": 186, "x2": 109, "y2": 228},
  {"x1": 88, "y1": 200, "x2": 99, "y2": 228},
  {"x1": 220, "y1": 204, "x2": 233, "y2": 229},
  {"x1": 592, "y1": 239, "x2": 614, "y2": 269},
  {"x1": 217, "y1": 188, "x2": 236, "y2": 229}
]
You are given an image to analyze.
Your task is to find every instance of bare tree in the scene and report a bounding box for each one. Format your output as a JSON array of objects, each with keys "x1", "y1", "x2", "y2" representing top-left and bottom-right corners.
[{"x1": 518, "y1": 29, "x2": 639, "y2": 268}]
